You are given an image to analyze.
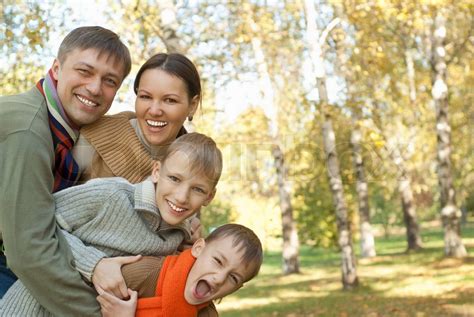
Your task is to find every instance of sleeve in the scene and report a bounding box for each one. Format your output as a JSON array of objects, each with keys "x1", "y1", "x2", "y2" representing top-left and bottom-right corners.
[
  {"x1": 0, "y1": 130, "x2": 101, "y2": 316},
  {"x1": 198, "y1": 302, "x2": 219, "y2": 317},
  {"x1": 61, "y1": 229, "x2": 107, "y2": 282},
  {"x1": 121, "y1": 256, "x2": 165, "y2": 298}
]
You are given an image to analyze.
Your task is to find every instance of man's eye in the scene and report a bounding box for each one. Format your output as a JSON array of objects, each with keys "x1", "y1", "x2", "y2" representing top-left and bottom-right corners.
[
  {"x1": 213, "y1": 257, "x2": 222, "y2": 265},
  {"x1": 105, "y1": 78, "x2": 117, "y2": 87},
  {"x1": 77, "y1": 69, "x2": 89, "y2": 75}
]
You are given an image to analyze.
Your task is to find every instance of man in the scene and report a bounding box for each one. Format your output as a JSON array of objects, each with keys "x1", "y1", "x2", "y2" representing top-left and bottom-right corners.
[{"x1": 0, "y1": 26, "x2": 131, "y2": 316}]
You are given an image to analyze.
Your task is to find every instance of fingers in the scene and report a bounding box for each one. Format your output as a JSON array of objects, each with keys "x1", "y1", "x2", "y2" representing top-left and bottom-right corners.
[
  {"x1": 118, "y1": 254, "x2": 142, "y2": 265},
  {"x1": 128, "y1": 288, "x2": 138, "y2": 301}
]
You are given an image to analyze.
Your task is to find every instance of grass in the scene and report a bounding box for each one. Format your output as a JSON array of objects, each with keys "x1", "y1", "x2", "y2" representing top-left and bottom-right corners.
[{"x1": 217, "y1": 222, "x2": 474, "y2": 317}]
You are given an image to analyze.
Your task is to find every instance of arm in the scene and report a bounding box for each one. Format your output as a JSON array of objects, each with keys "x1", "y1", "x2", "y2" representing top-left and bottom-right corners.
[{"x1": 0, "y1": 131, "x2": 101, "y2": 316}]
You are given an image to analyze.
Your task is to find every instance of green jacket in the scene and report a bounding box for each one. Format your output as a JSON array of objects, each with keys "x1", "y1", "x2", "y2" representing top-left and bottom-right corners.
[{"x1": 0, "y1": 87, "x2": 101, "y2": 316}]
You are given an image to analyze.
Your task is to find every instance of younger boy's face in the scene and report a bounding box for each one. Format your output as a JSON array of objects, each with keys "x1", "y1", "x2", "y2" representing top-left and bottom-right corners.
[
  {"x1": 152, "y1": 150, "x2": 216, "y2": 226},
  {"x1": 184, "y1": 237, "x2": 255, "y2": 305}
]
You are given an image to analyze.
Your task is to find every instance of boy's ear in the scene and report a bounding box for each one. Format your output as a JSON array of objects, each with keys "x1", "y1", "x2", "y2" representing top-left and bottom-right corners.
[
  {"x1": 191, "y1": 238, "x2": 206, "y2": 257},
  {"x1": 202, "y1": 188, "x2": 216, "y2": 207},
  {"x1": 151, "y1": 161, "x2": 161, "y2": 183}
]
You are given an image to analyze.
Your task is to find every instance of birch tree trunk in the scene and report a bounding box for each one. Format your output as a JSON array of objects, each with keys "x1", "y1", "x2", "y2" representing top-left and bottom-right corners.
[
  {"x1": 350, "y1": 127, "x2": 376, "y2": 257},
  {"x1": 431, "y1": 10, "x2": 467, "y2": 258},
  {"x1": 304, "y1": 0, "x2": 358, "y2": 287},
  {"x1": 323, "y1": 118, "x2": 359, "y2": 289},
  {"x1": 246, "y1": 5, "x2": 300, "y2": 273}
]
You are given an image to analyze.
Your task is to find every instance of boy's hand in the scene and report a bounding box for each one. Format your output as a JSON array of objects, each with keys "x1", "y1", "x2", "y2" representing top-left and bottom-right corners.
[
  {"x1": 179, "y1": 216, "x2": 202, "y2": 251},
  {"x1": 92, "y1": 255, "x2": 142, "y2": 299},
  {"x1": 96, "y1": 285, "x2": 137, "y2": 317},
  {"x1": 189, "y1": 216, "x2": 203, "y2": 242}
]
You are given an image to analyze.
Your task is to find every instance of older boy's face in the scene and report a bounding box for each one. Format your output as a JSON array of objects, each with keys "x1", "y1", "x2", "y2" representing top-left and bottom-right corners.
[
  {"x1": 51, "y1": 48, "x2": 124, "y2": 127},
  {"x1": 184, "y1": 237, "x2": 255, "y2": 305},
  {"x1": 153, "y1": 150, "x2": 216, "y2": 226}
]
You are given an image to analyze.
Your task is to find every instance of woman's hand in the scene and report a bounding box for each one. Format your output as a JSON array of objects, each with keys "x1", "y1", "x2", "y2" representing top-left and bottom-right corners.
[
  {"x1": 96, "y1": 285, "x2": 137, "y2": 317},
  {"x1": 92, "y1": 255, "x2": 142, "y2": 299}
]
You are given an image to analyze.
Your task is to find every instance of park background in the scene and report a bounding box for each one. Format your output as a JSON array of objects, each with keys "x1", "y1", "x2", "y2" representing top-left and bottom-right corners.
[{"x1": 1, "y1": 0, "x2": 473, "y2": 316}]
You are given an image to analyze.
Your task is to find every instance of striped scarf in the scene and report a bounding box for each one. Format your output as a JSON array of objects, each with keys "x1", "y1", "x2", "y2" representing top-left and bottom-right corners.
[{"x1": 36, "y1": 69, "x2": 80, "y2": 192}]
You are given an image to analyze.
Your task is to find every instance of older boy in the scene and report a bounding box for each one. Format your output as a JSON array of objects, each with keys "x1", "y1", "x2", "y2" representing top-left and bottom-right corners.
[
  {"x1": 0, "y1": 26, "x2": 131, "y2": 316},
  {"x1": 1, "y1": 133, "x2": 223, "y2": 316},
  {"x1": 99, "y1": 223, "x2": 263, "y2": 317}
]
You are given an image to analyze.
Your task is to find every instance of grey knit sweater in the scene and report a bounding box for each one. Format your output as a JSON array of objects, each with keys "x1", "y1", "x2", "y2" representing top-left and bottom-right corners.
[{"x1": 1, "y1": 177, "x2": 192, "y2": 316}]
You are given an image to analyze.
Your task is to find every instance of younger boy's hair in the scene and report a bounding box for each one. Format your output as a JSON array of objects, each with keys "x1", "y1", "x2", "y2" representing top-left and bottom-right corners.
[
  {"x1": 206, "y1": 223, "x2": 263, "y2": 282},
  {"x1": 57, "y1": 26, "x2": 131, "y2": 79},
  {"x1": 164, "y1": 133, "x2": 222, "y2": 187}
]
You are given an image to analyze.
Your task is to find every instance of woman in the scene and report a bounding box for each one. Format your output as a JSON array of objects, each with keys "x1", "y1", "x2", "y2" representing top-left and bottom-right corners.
[{"x1": 74, "y1": 53, "x2": 201, "y2": 183}]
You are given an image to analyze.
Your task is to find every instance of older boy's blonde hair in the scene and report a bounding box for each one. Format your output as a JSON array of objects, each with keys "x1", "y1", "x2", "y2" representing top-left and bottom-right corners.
[{"x1": 163, "y1": 133, "x2": 222, "y2": 187}]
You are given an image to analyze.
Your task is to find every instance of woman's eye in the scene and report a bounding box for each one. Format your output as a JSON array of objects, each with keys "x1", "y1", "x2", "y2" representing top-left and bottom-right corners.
[
  {"x1": 164, "y1": 98, "x2": 177, "y2": 103},
  {"x1": 213, "y1": 257, "x2": 222, "y2": 265},
  {"x1": 139, "y1": 94, "x2": 151, "y2": 99}
]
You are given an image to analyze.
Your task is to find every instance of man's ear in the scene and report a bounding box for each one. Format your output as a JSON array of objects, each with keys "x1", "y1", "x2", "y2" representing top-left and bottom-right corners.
[
  {"x1": 202, "y1": 188, "x2": 216, "y2": 207},
  {"x1": 191, "y1": 238, "x2": 206, "y2": 257},
  {"x1": 151, "y1": 161, "x2": 161, "y2": 183},
  {"x1": 51, "y1": 59, "x2": 61, "y2": 81}
]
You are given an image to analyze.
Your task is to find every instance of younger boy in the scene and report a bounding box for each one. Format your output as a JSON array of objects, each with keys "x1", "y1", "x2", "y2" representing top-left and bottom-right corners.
[
  {"x1": 0, "y1": 133, "x2": 223, "y2": 316},
  {"x1": 97, "y1": 223, "x2": 264, "y2": 317}
]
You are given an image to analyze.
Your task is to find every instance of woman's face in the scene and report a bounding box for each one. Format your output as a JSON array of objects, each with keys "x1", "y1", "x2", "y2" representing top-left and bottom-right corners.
[{"x1": 135, "y1": 68, "x2": 198, "y2": 146}]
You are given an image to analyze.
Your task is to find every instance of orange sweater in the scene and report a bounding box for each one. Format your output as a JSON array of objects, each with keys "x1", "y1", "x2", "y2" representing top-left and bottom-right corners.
[{"x1": 135, "y1": 249, "x2": 209, "y2": 317}]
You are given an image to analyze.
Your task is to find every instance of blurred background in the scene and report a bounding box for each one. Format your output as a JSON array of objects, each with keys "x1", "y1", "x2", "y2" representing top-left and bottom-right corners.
[{"x1": 1, "y1": 0, "x2": 473, "y2": 315}]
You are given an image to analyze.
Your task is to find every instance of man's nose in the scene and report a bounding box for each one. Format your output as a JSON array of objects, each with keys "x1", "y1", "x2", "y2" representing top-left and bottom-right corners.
[{"x1": 86, "y1": 77, "x2": 101, "y2": 96}]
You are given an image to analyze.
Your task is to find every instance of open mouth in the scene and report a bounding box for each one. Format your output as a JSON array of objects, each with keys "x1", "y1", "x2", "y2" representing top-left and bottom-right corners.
[
  {"x1": 194, "y1": 279, "x2": 212, "y2": 300},
  {"x1": 76, "y1": 94, "x2": 98, "y2": 107}
]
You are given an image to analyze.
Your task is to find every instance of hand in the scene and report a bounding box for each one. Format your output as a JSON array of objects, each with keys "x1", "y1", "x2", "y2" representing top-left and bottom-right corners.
[
  {"x1": 96, "y1": 285, "x2": 137, "y2": 317},
  {"x1": 92, "y1": 255, "x2": 142, "y2": 299},
  {"x1": 189, "y1": 216, "x2": 202, "y2": 243}
]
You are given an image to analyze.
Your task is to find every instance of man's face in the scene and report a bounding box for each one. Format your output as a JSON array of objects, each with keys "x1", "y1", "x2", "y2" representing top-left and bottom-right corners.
[
  {"x1": 152, "y1": 150, "x2": 216, "y2": 226},
  {"x1": 51, "y1": 48, "x2": 124, "y2": 127},
  {"x1": 184, "y1": 237, "x2": 254, "y2": 305}
]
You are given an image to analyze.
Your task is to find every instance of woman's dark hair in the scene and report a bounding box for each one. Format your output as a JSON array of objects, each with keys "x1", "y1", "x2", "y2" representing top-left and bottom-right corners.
[{"x1": 134, "y1": 53, "x2": 201, "y2": 103}]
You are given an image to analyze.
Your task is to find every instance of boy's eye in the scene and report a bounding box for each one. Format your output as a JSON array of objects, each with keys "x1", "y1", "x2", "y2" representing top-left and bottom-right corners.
[
  {"x1": 168, "y1": 175, "x2": 179, "y2": 182},
  {"x1": 213, "y1": 257, "x2": 222, "y2": 265},
  {"x1": 193, "y1": 187, "x2": 206, "y2": 194},
  {"x1": 229, "y1": 274, "x2": 239, "y2": 284}
]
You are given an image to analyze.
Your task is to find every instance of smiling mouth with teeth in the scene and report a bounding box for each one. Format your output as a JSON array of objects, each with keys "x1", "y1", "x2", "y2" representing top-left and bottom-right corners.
[
  {"x1": 146, "y1": 119, "x2": 167, "y2": 127},
  {"x1": 76, "y1": 95, "x2": 98, "y2": 107},
  {"x1": 167, "y1": 200, "x2": 187, "y2": 213}
]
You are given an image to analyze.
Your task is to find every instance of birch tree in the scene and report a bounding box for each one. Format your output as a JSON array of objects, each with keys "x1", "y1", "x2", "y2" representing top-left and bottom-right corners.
[
  {"x1": 430, "y1": 8, "x2": 467, "y2": 258},
  {"x1": 241, "y1": 3, "x2": 300, "y2": 274},
  {"x1": 304, "y1": 0, "x2": 358, "y2": 288}
]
